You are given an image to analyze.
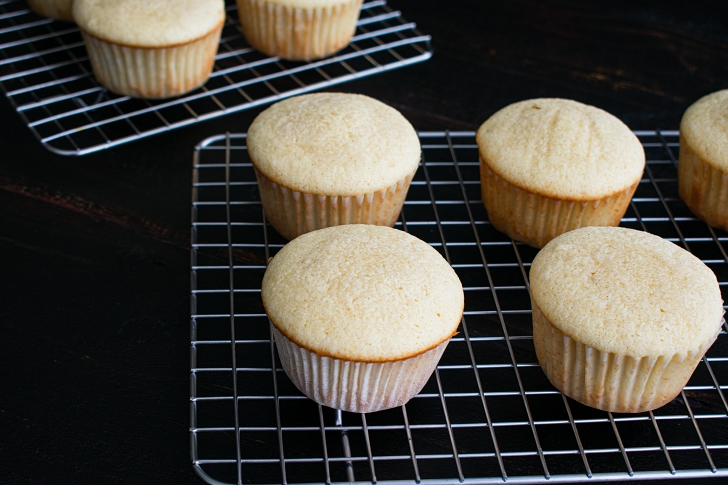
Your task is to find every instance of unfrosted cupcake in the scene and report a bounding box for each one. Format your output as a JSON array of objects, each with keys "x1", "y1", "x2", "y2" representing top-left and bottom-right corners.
[
  {"x1": 247, "y1": 92, "x2": 421, "y2": 240},
  {"x1": 262, "y1": 224, "x2": 464, "y2": 413},
  {"x1": 237, "y1": 0, "x2": 363, "y2": 61},
  {"x1": 530, "y1": 226, "x2": 723, "y2": 413},
  {"x1": 73, "y1": 0, "x2": 225, "y2": 99},
  {"x1": 679, "y1": 90, "x2": 728, "y2": 231},
  {"x1": 477, "y1": 98, "x2": 645, "y2": 248},
  {"x1": 28, "y1": 0, "x2": 75, "y2": 22}
]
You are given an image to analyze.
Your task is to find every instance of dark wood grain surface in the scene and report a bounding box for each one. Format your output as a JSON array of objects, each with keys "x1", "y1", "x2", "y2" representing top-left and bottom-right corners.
[{"x1": 2, "y1": 1, "x2": 728, "y2": 483}]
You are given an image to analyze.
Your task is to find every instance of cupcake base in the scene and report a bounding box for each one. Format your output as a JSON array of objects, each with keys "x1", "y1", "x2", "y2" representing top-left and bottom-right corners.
[
  {"x1": 531, "y1": 299, "x2": 713, "y2": 413},
  {"x1": 255, "y1": 168, "x2": 415, "y2": 240},
  {"x1": 81, "y1": 26, "x2": 222, "y2": 99},
  {"x1": 480, "y1": 158, "x2": 638, "y2": 248},
  {"x1": 678, "y1": 134, "x2": 728, "y2": 231},
  {"x1": 272, "y1": 325, "x2": 448, "y2": 413},
  {"x1": 236, "y1": 0, "x2": 363, "y2": 61}
]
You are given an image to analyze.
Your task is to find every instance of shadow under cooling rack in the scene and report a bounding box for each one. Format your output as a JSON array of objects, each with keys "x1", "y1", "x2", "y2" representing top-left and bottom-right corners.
[
  {"x1": 0, "y1": 0, "x2": 431, "y2": 156},
  {"x1": 190, "y1": 130, "x2": 728, "y2": 484}
]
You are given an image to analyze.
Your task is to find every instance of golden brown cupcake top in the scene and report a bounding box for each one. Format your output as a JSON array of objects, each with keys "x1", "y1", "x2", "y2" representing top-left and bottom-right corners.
[
  {"x1": 247, "y1": 93, "x2": 421, "y2": 196},
  {"x1": 681, "y1": 90, "x2": 728, "y2": 171},
  {"x1": 476, "y1": 98, "x2": 645, "y2": 200},
  {"x1": 73, "y1": 0, "x2": 225, "y2": 47},
  {"x1": 261, "y1": 225, "x2": 464, "y2": 362},
  {"x1": 530, "y1": 226, "x2": 723, "y2": 357}
]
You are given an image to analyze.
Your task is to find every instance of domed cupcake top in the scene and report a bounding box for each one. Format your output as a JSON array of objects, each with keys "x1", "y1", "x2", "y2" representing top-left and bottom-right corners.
[
  {"x1": 73, "y1": 0, "x2": 225, "y2": 47},
  {"x1": 530, "y1": 226, "x2": 723, "y2": 357},
  {"x1": 247, "y1": 93, "x2": 421, "y2": 196},
  {"x1": 261, "y1": 225, "x2": 464, "y2": 362},
  {"x1": 477, "y1": 98, "x2": 645, "y2": 200},
  {"x1": 680, "y1": 89, "x2": 728, "y2": 171}
]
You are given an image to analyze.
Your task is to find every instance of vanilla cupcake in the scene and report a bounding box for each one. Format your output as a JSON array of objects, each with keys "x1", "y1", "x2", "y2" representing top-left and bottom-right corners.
[
  {"x1": 530, "y1": 226, "x2": 723, "y2": 413},
  {"x1": 679, "y1": 90, "x2": 728, "y2": 231},
  {"x1": 477, "y1": 98, "x2": 645, "y2": 248},
  {"x1": 262, "y1": 225, "x2": 464, "y2": 413},
  {"x1": 28, "y1": 0, "x2": 75, "y2": 22},
  {"x1": 247, "y1": 93, "x2": 421, "y2": 240},
  {"x1": 237, "y1": 0, "x2": 363, "y2": 61},
  {"x1": 73, "y1": 0, "x2": 225, "y2": 99}
]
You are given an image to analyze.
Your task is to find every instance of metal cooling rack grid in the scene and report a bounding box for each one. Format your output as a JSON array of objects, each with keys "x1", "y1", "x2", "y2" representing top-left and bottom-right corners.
[
  {"x1": 190, "y1": 130, "x2": 728, "y2": 484},
  {"x1": 0, "y1": 0, "x2": 430, "y2": 156}
]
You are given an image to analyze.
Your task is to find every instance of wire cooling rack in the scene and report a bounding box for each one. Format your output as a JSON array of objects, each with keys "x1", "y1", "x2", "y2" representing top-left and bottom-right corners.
[
  {"x1": 0, "y1": 0, "x2": 430, "y2": 156},
  {"x1": 190, "y1": 130, "x2": 728, "y2": 484}
]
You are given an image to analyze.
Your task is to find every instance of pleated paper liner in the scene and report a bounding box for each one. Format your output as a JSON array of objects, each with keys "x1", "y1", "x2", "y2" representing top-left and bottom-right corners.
[
  {"x1": 480, "y1": 160, "x2": 638, "y2": 248},
  {"x1": 272, "y1": 325, "x2": 449, "y2": 413},
  {"x1": 678, "y1": 134, "x2": 728, "y2": 231},
  {"x1": 236, "y1": 0, "x2": 363, "y2": 61},
  {"x1": 81, "y1": 26, "x2": 222, "y2": 99},
  {"x1": 255, "y1": 167, "x2": 414, "y2": 240},
  {"x1": 531, "y1": 299, "x2": 714, "y2": 413}
]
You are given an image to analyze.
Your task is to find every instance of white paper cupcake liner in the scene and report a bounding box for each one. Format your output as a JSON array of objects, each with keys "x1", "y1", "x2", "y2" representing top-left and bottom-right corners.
[
  {"x1": 236, "y1": 0, "x2": 363, "y2": 61},
  {"x1": 531, "y1": 299, "x2": 714, "y2": 413},
  {"x1": 81, "y1": 26, "x2": 222, "y2": 99},
  {"x1": 28, "y1": 0, "x2": 75, "y2": 22},
  {"x1": 272, "y1": 325, "x2": 448, "y2": 413},
  {"x1": 480, "y1": 158, "x2": 638, "y2": 248},
  {"x1": 678, "y1": 135, "x2": 728, "y2": 231},
  {"x1": 255, "y1": 168, "x2": 415, "y2": 240}
]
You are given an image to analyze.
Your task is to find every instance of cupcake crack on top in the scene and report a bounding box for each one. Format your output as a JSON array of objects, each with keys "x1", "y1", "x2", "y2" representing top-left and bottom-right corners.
[
  {"x1": 247, "y1": 92, "x2": 421, "y2": 239},
  {"x1": 262, "y1": 224, "x2": 464, "y2": 413},
  {"x1": 74, "y1": 0, "x2": 225, "y2": 99},
  {"x1": 477, "y1": 98, "x2": 645, "y2": 248},
  {"x1": 530, "y1": 226, "x2": 723, "y2": 413}
]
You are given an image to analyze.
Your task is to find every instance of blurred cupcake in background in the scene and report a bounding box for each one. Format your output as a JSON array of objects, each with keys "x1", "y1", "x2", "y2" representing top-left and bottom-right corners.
[
  {"x1": 73, "y1": 0, "x2": 225, "y2": 99},
  {"x1": 236, "y1": 0, "x2": 363, "y2": 61},
  {"x1": 28, "y1": 0, "x2": 75, "y2": 22}
]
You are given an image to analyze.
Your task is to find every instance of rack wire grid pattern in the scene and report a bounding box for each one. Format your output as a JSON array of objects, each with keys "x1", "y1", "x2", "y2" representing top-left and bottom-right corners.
[
  {"x1": 0, "y1": 0, "x2": 430, "y2": 156},
  {"x1": 190, "y1": 130, "x2": 728, "y2": 485}
]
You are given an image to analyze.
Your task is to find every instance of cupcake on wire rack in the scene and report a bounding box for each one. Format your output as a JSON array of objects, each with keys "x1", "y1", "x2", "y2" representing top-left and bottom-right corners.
[
  {"x1": 477, "y1": 98, "x2": 645, "y2": 248},
  {"x1": 73, "y1": 0, "x2": 225, "y2": 99},
  {"x1": 246, "y1": 92, "x2": 421, "y2": 240},
  {"x1": 262, "y1": 224, "x2": 464, "y2": 413},
  {"x1": 678, "y1": 89, "x2": 728, "y2": 231},
  {"x1": 236, "y1": 0, "x2": 363, "y2": 61},
  {"x1": 530, "y1": 226, "x2": 724, "y2": 413}
]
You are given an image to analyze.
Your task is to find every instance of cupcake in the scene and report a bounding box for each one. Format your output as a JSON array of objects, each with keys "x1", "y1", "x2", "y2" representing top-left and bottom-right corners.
[
  {"x1": 236, "y1": 0, "x2": 363, "y2": 61},
  {"x1": 530, "y1": 226, "x2": 723, "y2": 413},
  {"x1": 27, "y1": 0, "x2": 75, "y2": 22},
  {"x1": 247, "y1": 93, "x2": 421, "y2": 240},
  {"x1": 73, "y1": 0, "x2": 225, "y2": 99},
  {"x1": 679, "y1": 90, "x2": 728, "y2": 231},
  {"x1": 477, "y1": 98, "x2": 645, "y2": 248},
  {"x1": 261, "y1": 224, "x2": 464, "y2": 413}
]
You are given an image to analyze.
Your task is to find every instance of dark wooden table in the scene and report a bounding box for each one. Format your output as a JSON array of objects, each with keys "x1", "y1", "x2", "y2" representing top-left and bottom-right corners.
[{"x1": 2, "y1": 1, "x2": 727, "y2": 483}]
